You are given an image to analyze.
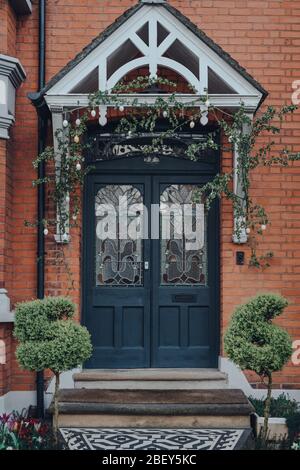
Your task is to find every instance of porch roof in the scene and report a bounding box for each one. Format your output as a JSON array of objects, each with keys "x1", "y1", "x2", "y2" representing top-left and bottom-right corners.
[{"x1": 28, "y1": 0, "x2": 268, "y2": 110}]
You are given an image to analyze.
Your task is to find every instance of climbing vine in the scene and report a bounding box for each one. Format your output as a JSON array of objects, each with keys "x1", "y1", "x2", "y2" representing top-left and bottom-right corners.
[{"x1": 30, "y1": 75, "x2": 300, "y2": 269}]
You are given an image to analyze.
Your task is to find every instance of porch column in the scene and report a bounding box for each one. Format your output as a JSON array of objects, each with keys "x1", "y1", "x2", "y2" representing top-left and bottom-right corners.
[
  {"x1": 50, "y1": 106, "x2": 71, "y2": 243},
  {"x1": 232, "y1": 113, "x2": 253, "y2": 244}
]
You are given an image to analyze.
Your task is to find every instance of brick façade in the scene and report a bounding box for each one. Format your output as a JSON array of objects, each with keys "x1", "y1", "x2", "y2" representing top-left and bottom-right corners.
[{"x1": 0, "y1": 0, "x2": 300, "y2": 396}]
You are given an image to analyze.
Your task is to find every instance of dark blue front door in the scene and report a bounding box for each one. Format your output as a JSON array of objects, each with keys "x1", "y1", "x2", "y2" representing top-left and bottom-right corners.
[{"x1": 83, "y1": 155, "x2": 219, "y2": 369}]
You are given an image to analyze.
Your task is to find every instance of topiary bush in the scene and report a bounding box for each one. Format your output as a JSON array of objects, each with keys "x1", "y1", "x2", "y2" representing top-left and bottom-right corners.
[
  {"x1": 224, "y1": 293, "x2": 292, "y2": 441},
  {"x1": 14, "y1": 297, "x2": 92, "y2": 446}
]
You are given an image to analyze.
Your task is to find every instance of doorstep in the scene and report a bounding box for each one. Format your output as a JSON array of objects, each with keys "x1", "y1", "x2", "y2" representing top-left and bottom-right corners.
[
  {"x1": 73, "y1": 368, "x2": 228, "y2": 390},
  {"x1": 55, "y1": 388, "x2": 254, "y2": 429}
]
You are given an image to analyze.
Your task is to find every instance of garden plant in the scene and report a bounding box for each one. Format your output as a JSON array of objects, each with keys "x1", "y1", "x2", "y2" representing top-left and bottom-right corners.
[
  {"x1": 14, "y1": 296, "x2": 92, "y2": 447},
  {"x1": 224, "y1": 293, "x2": 293, "y2": 442}
]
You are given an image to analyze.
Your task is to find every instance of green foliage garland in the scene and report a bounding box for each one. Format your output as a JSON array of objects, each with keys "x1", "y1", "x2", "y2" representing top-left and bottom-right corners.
[{"x1": 30, "y1": 75, "x2": 300, "y2": 269}]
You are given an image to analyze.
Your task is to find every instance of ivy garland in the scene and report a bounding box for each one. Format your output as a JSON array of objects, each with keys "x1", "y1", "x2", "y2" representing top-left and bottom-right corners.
[{"x1": 30, "y1": 75, "x2": 300, "y2": 269}]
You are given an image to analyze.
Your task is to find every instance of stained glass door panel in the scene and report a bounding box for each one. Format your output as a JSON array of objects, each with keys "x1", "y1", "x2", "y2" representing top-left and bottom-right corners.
[
  {"x1": 95, "y1": 185, "x2": 143, "y2": 286},
  {"x1": 160, "y1": 185, "x2": 207, "y2": 286}
]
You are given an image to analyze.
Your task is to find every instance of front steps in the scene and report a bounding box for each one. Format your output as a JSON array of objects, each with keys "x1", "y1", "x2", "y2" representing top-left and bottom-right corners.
[
  {"x1": 73, "y1": 368, "x2": 228, "y2": 390},
  {"x1": 56, "y1": 388, "x2": 254, "y2": 429}
]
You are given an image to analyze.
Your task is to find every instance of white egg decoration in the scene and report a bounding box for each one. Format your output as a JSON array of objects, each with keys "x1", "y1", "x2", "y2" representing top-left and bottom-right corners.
[{"x1": 200, "y1": 115, "x2": 208, "y2": 126}]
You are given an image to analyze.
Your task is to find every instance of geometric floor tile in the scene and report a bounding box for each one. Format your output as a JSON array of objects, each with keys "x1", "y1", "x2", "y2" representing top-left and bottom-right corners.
[{"x1": 60, "y1": 428, "x2": 245, "y2": 450}]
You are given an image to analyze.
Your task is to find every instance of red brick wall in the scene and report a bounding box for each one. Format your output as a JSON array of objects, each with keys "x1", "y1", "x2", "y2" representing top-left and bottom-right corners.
[
  {"x1": 0, "y1": 0, "x2": 17, "y2": 396},
  {"x1": 2, "y1": 0, "x2": 300, "y2": 392},
  {"x1": 0, "y1": 1, "x2": 17, "y2": 57}
]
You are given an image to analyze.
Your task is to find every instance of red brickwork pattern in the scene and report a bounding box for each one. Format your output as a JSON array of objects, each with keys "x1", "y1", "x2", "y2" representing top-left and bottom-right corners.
[{"x1": 0, "y1": 0, "x2": 299, "y2": 392}]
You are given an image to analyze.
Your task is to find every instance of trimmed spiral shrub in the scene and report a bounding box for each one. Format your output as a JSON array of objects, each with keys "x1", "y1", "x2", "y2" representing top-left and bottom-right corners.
[
  {"x1": 224, "y1": 293, "x2": 292, "y2": 441},
  {"x1": 224, "y1": 294, "x2": 292, "y2": 375}
]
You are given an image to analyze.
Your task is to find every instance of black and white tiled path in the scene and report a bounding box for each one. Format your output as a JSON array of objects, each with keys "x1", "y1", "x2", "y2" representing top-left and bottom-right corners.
[{"x1": 60, "y1": 428, "x2": 245, "y2": 450}]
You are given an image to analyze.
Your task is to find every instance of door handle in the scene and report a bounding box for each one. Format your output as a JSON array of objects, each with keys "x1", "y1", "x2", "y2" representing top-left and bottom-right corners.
[{"x1": 144, "y1": 261, "x2": 149, "y2": 270}]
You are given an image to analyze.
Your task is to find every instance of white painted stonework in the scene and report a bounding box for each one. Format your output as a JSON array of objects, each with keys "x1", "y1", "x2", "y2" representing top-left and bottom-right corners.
[
  {"x1": 0, "y1": 54, "x2": 26, "y2": 139},
  {"x1": 219, "y1": 357, "x2": 300, "y2": 402},
  {"x1": 0, "y1": 289, "x2": 14, "y2": 323},
  {"x1": 0, "y1": 391, "x2": 36, "y2": 415}
]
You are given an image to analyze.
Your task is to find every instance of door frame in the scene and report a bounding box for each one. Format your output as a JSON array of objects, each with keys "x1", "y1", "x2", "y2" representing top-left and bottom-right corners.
[{"x1": 81, "y1": 131, "x2": 220, "y2": 369}]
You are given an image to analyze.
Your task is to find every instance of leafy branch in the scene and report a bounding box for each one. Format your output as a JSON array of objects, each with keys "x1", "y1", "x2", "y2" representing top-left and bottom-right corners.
[{"x1": 29, "y1": 74, "x2": 299, "y2": 271}]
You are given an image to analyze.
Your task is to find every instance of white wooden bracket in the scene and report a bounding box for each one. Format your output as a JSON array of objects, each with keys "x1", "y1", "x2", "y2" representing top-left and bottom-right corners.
[
  {"x1": 232, "y1": 113, "x2": 253, "y2": 244},
  {"x1": 51, "y1": 106, "x2": 71, "y2": 243}
]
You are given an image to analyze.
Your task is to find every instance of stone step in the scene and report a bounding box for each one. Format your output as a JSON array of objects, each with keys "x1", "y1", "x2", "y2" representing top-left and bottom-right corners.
[
  {"x1": 73, "y1": 368, "x2": 228, "y2": 390},
  {"x1": 56, "y1": 388, "x2": 253, "y2": 429}
]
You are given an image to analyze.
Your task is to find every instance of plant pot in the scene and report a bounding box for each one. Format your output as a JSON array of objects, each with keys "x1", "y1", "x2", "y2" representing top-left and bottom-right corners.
[{"x1": 254, "y1": 413, "x2": 288, "y2": 440}]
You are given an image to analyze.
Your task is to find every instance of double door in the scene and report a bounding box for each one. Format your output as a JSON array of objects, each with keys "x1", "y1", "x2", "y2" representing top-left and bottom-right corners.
[{"x1": 83, "y1": 171, "x2": 219, "y2": 368}]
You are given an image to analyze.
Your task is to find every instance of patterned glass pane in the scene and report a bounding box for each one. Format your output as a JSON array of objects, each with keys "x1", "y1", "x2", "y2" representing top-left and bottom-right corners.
[
  {"x1": 95, "y1": 185, "x2": 143, "y2": 287},
  {"x1": 160, "y1": 185, "x2": 207, "y2": 286}
]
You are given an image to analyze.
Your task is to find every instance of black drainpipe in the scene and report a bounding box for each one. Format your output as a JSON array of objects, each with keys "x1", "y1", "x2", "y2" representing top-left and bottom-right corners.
[{"x1": 36, "y1": 0, "x2": 46, "y2": 419}]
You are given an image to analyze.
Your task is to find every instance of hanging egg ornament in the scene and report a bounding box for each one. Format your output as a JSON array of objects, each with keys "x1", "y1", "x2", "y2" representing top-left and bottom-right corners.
[
  {"x1": 163, "y1": 110, "x2": 168, "y2": 118},
  {"x1": 200, "y1": 115, "x2": 208, "y2": 126},
  {"x1": 261, "y1": 224, "x2": 267, "y2": 231},
  {"x1": 75, "y1": 118, "x2": 81, "y2": 127},
  {"x1": 76, "y1": 162, "x2": 81, "y2": 171},
  {"x1": 119, "y1": 105, "x2": 125, "y2": 112},
  {"x1": 43, "y1": 228, "x2": 49, "y2": 236},
  {"x1": 72, "y1": 214, "x2": 77, "y2": 221},
  {"x1": 63, "y1": 119, "x2": 69, "y2": 128},
  {"x1": 90, "y1": 109, "x2": 96, "y2": 118},
  {"x1": 190, "y1": 120, "x2": 195, "y2": 129},
  {"x1": 98, "y1": 116, "x2": 107, "y2": 126},
  {"x1": 246, "y1": 227, "x2": 251, "y2": 234},
  {"x1": 74, "y1": 134, "x2": 80, "y2": 143}
]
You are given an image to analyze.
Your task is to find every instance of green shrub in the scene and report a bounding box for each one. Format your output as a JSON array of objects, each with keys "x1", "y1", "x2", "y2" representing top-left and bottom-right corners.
[
  {"x1": 224, "y1": 294, "x2": 291, "y2": 376},
  {"x1": 224, "y1": 293, "x2": 292, "y2": 441},
  {"x1": 14, "y1": 297, "x2": 75, "y2": 342},
  {"x1": 287, "y1": 412, "x2": 300, "y2": 441},
  {"x1": 14, "y1": 296, "x2": 92, "y2": 447},
  {"x1": 249, "y1": 394, "x2": 298, "y2": 418}
]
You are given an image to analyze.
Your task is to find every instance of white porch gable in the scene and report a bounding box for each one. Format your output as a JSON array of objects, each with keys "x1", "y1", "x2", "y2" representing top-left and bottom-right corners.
[
  {"x1": 42, "y1": 0, "x2": 266, "y2": 111},
  {"x1": 29, "y1": 0, "x2": 267, "y2": 244}
]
